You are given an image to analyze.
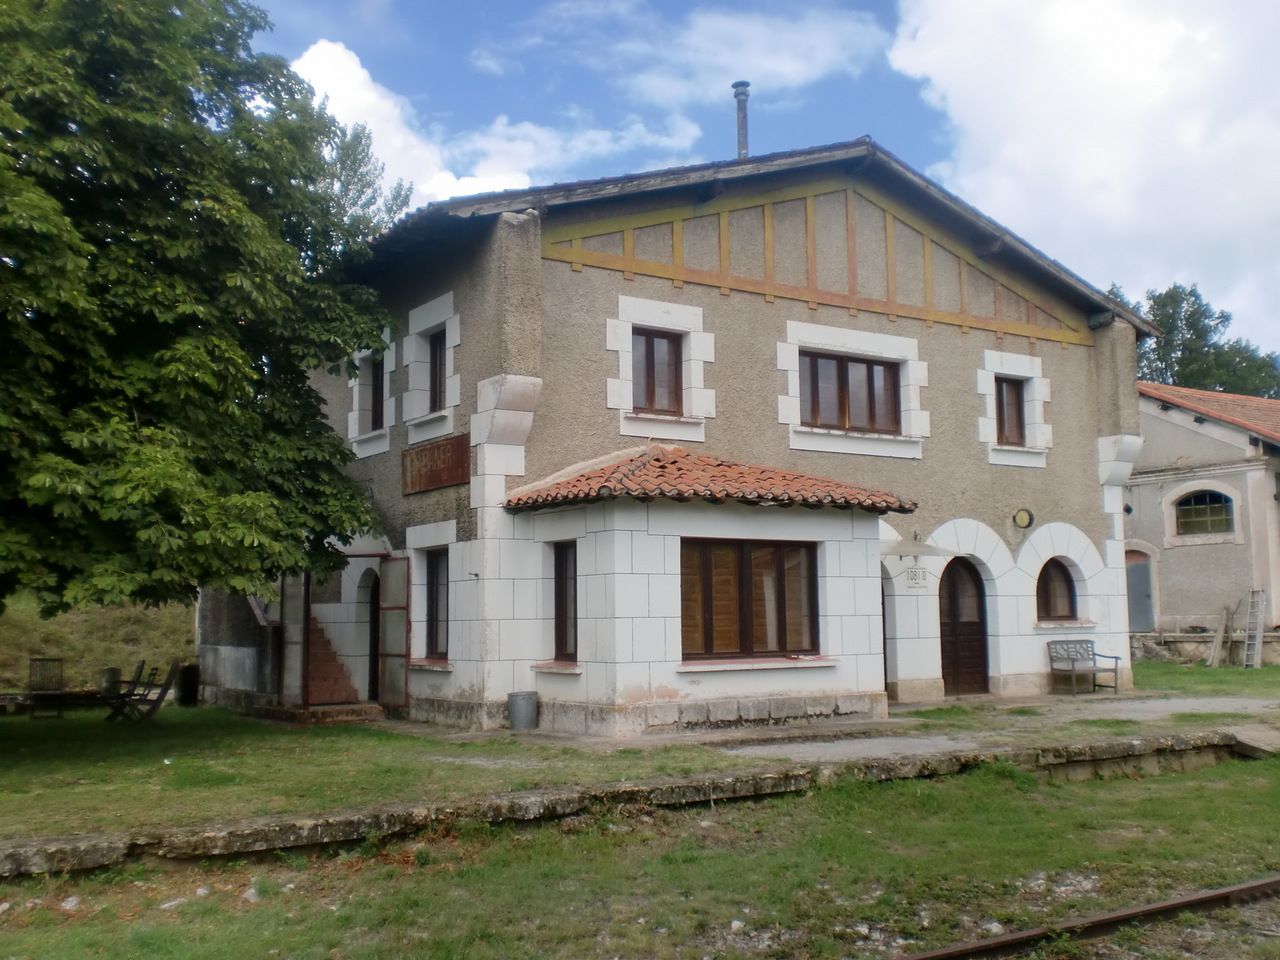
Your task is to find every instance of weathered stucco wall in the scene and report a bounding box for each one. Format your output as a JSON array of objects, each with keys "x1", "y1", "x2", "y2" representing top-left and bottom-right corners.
[
  {"x1": 313, "y1": 212, "x2": 542, "y2": 548},
  {"x1": 527, "y1": 262, "x2": 1112, "y2": 551},
  {"x1": 1127, "y1": 399, "x2": 1280, "y2": 629}
]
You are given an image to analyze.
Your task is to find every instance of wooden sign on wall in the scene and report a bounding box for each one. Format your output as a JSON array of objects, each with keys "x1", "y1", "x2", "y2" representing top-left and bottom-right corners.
[{"x1": 402, "y1": 434, "x2": 470, "y2": 495}]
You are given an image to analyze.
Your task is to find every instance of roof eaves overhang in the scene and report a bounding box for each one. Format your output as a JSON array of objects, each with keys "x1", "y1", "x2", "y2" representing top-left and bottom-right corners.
[{"x1": 1138, "y1": 385, "x2": 1280, "y2": 446}]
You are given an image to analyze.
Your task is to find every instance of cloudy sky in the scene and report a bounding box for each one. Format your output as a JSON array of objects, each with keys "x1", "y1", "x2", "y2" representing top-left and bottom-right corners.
[{"x1": 259, "y1": 0, "x2": 1280, "y2": 351}]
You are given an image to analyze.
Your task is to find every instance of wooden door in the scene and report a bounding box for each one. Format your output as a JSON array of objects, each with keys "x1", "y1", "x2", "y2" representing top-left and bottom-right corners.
[
  {"x1": 378, "y1": 558, "x2": 409, "y2": 710},
  {"x1": 939, "y1": 558, "x2": 988, "y2": 695}
]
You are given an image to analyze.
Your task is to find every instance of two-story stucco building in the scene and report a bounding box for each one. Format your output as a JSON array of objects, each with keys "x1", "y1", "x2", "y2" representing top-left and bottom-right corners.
[
  {"x1": 197, "y1": 138, "x2": 1154, "y2": 734},
  {"x1": 1125, "y1": 381, "x2": 1280, "y2": 639}
]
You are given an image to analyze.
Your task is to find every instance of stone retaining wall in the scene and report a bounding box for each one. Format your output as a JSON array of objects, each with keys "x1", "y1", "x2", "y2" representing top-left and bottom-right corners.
[{"x1": 0, "y1": 730, "x2": 1246, "y2": 878}]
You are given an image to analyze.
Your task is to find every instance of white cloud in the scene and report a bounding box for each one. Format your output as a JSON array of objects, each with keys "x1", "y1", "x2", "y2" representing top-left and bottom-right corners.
[
  {"x1": 292, "y1": 40, "x2": 702, "y2": 207},
  {"x1": 468, "y1": 48, "x2": 509, "y2": 77},
  {"x1": 529, "y1": 4, "x2": 888, "y2": 108},
  {"x1": 890, "y1": 0, "x2": 1280, "y2": 351},
  {"x1": 624, "y1": 8, "x2": 888, "y2": 107}
]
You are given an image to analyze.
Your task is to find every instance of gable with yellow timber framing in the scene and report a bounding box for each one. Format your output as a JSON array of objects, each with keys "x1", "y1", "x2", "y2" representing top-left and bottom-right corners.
[{"x1": 541, "y1": 174, "x2": 1094, "y2": 348}]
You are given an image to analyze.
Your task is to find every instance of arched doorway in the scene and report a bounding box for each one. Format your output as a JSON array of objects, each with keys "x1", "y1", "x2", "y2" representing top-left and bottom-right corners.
[
  {"x1": 939, "y1": 558, "x2": 988, "y2": 695},
  {"x1": 367, "y1": 574, "x2": 381, "y2": 701}
]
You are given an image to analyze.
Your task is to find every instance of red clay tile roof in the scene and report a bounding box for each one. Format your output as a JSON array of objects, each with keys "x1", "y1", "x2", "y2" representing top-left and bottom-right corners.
[
  {"x1": 1138, "y1": 381, "x2": 1280, "y2": 445},
  {"x1": 506, "y1": 445, "x2": 915, "y2": 514}
]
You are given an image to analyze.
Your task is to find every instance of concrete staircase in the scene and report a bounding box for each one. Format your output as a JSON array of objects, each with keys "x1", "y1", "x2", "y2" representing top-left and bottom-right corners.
[{"x1": 306, "y1": 617, "x2": 360, "y2": 706}]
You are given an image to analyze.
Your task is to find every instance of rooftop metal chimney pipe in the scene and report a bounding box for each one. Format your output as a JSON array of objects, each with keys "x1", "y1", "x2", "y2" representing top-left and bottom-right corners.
[{"x1": 732, "y1": 80, "x2": 750, "y2": 159}]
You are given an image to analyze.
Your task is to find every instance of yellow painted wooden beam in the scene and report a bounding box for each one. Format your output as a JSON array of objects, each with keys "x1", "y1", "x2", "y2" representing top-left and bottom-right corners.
[{"x1": 542, "y1": 246, "x2": 1094, "y2": 346}]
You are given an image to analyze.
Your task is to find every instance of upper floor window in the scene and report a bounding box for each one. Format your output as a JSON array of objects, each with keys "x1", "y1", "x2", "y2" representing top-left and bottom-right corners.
[
  {"x1": 799, "y1": 350, "x2": 900, "y2": 434},
  {"x1": 632, "y1": 327, "x2": 682, "y2": 415},
  {"x1": 1175, "y1": 490, "x2": 1234, "y2": 535},
  {"x1": 995, "y1": 376, "x2": 1024, "y2": 446},
  {"x1": 680, "y1": 540, "x2": 817, "y2": 659},
  {"x1": 1036, "y1": 558, "x2": 1076, "y2": 621},
  {"x1": 427, "y1": 328, "x2": 446, "y2": 414},
  {"x1": 368, "y1": 355, "x2": 386, "y2": 431}
]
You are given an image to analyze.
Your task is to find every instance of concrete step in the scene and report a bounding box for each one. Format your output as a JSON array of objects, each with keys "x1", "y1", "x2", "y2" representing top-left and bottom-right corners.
[
  {"x1": 1228, "y1": 725, "x2": 1280, "y2": 759},
  {"x1": 251, "y1": 703, "x2": 386, "y2": 725}
]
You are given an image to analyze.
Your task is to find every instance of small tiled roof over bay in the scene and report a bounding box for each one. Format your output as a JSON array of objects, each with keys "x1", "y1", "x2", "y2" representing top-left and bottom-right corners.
[
  {"x1": 1138, "y1": 381, "x2": 1280, "y2": 445},
  {"x1": 506, "y1": 445, "x2": 916, "y2": 514}
]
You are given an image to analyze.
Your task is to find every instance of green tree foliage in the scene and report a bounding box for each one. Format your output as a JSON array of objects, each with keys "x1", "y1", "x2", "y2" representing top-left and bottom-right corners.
[
  {"x1": 0, "y1": 1, "x2": 405, "y2": 613},
  {"x1": 1116, "y1": 283, "x2": 1280, "y2": 399}
]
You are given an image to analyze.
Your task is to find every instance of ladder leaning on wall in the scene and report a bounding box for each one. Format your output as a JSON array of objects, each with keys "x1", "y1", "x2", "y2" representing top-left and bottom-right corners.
[{"x1": 1243, "y1": 589, "x2": 1266, "y2": 669}]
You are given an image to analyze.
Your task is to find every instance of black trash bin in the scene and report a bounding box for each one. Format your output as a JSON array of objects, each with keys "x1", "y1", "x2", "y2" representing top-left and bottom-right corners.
[{"x1": 176, "y1": 663, "x2": 200, "y2": 707}]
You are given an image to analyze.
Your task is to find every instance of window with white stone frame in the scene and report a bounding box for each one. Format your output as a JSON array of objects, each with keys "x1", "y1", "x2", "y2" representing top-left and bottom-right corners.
[
  {"x1": 977, "y1": 350, "x2": 1052, "y2": 468},
  {"x1": 406, "y1": 520, "x2": 456, "y2": 662},
  {"x1": 348, "y1": 327, "x2": 394, "y2": 459},
  {"x1": 403, "y1": 292, "x2": 461, "y2": 445},
  {"x1": 776, "y1": 320, "x2": 929, "y2": 459},
  {"x1": 605, "y1": 295, "x2": 715, "y2": 443}
]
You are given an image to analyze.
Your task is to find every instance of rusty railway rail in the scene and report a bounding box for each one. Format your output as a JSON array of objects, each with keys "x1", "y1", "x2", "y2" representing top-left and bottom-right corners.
[{"x1": 900, "y1": 873, "x2": 1280, "y2": 959}]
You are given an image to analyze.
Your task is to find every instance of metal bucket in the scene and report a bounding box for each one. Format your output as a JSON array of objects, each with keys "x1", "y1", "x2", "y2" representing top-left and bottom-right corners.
[{"x1": 507, "y1": 691, "x2": 539, "y2": 731}]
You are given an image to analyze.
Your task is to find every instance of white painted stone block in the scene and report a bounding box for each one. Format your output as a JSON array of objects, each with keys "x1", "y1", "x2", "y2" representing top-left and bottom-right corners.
[
  {"x1": 688, "y1": 387, "x2": 716, "y2": 418},
  {"x1": 595, "y1": 530, "x2": 633, "y2": 574},
  {"x1": 631, "y1": 533, "x2": 667, "y2": 574},
  {"x1": 480, "y1": 578, "x2": 515, "y2": 621},
  {"x1": 630, "y1": 617, "x2": 665, "y2": 660},
  {"x1": 614, "y1": 661, "x2": 651, "y2": 699},
  {"x1": 533, "y1": 508, "x2": 588, "y2": 543},
  {"x1": 777, "y1": 394, "x2": 801, "y2": 426},
  {"x1": 619, "y1": 295, "x2": 702, "y2": 332},
  {"x1": 499, "y1": 539, "x2": 543, "y2": 580},
  {"x1": 606, "y1": 377, "x2": 632, "y2": 411},
  {"x1": 819, "y1": 577, "x2": 857, "y2": 616},
  {"x1": 605, "y1": 317, "x2": 629, "y2": 352},
  {"x1": 408, "y1": 292, "x2": 453, "y2": 334},
  {"x1": 688, "y1": 330, "x2": 715, "y2": 362},
  {"x1": 614, "y1": 573, "x2": 650, "y2": 618},
  {"x1": 513, "y1": 579, "x2": 539, "y2": 620},
  {"x1": 406, "y1": 520, "x2": 457, "y2": 551},
  {"x1": 499, "y1": 619, "x2": 543, "y2": 661},
  {"x1": 648, "y1": 573, "x2": 681, "y2": 618}
]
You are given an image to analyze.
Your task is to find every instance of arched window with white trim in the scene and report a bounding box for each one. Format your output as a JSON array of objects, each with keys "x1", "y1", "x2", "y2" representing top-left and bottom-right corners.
[
  {"x1": 1174, "y1": 490, "x2": 1234, "y2": 536},
  {"x1": 1036, "y1": 558, "x2": 1077, "y2": 621}
]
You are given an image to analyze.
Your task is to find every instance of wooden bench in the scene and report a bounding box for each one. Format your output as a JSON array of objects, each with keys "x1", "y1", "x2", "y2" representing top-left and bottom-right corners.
[{"x1": 1047, "y1": 640, "x2": 1120, "y2": 695}]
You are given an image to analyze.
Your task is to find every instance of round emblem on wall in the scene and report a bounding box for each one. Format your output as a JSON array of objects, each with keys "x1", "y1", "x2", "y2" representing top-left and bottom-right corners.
[{"x1": 1012, "y1": 509, "x2": 1034, "y2": 529}]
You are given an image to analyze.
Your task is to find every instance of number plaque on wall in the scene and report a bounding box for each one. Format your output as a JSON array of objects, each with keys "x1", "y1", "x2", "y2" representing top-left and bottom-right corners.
[{"x1": 402, "y1": 434, "x2": 471, "y2": 495}]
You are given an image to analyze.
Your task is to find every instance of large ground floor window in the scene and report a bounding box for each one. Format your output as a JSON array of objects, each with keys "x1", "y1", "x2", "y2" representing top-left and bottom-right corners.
[{"x1": 680, "y1": 539, "x2": 817, "y2": 658}]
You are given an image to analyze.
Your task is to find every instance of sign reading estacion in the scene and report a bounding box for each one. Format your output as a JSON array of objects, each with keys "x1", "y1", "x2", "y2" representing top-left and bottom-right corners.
[{"x1": 402, "y1": 434, "x2": 470, "y2": 495}]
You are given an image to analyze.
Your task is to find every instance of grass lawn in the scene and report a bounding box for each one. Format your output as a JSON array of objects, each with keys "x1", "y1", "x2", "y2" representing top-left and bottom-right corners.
[
  {"x1": 0, "y1": 593, "x2": 192, "y2": 691},
  {"x1": 1133, "y1": 660, "x2": 1280, "y2": 697},
  {"x1": 3, "y1": 757, "x2": 1280, "y2": 958},
  {"x1": 0, "y1": 709, "x2": 756, "y2": 840}
]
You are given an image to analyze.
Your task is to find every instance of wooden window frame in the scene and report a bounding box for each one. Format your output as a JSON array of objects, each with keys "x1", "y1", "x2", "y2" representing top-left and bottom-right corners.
[
  {"x1": 425, "y1": 548, "x2": 448, "y2": 659},
  {"x1": 553, "y1": 542, "x2": 577, "y2": 662},
  {"x1": 632, "y1": 328, "x2": 683, "y2": 416},
  {"x1": 798, "y1": 350, "x2": 901, "y2": 435},
  {"x1": 680, "y1": 538, "x2": 819, "y2": 659},
  {"x1": 427, "y1": 328, "x2": 446, "y2": 414},
  {"x1": 1036, "y1": 558, "x2": 1077, "y2": 621},
  {"x1": 369, "y1": 355, "x2": 385, "y2": 432},
  {"x1": 995, "y1": 376, "x2": 1025, "y2": 447},
  {"x1": 1174, "y1": 490, "x2": 1234, "y2": 536}
]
